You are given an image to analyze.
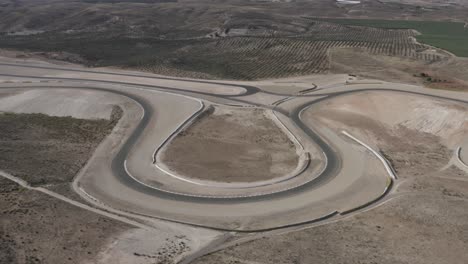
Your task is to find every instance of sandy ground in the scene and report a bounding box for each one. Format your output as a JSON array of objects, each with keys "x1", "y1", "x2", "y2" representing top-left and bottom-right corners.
[
  {"x1": 307, "y1": 90, "x2": 468, "y2": 181},
  {"x1": 310, "y1": 91, "x2": 467, "y2": 149},
  {"x1": 0, "y1": 88, "x2": 125, "y2": 119},
  {"x1": 160, "y1": 106, "x2": 299, "y2": 182}
]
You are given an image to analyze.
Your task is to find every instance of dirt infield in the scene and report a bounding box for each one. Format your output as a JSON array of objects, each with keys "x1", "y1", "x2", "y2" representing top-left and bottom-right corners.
[{"x1": 160, "y1": 106, "x2": 299, "y2": 183}]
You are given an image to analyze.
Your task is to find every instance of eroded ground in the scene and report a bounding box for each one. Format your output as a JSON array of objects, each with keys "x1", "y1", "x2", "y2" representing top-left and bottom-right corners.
[{"x1": 160, "y1": 106, "x2": 299, "y2": 182}]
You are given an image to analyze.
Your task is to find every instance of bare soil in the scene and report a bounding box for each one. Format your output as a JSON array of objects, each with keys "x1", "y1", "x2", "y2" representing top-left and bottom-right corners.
[
  {"x1": 0, "y1": 108, "x2": 122, "y2": 186},
  {"x1": 161, "y1": 106, "x2": 299, "y2": 182},
  {"x1": 0, "y1": 89, "x2": 125, "y2": 120},
  {"x1": 308, "y1": 91, "x2": 468, "y2": 148},
  {"x1": 330, "y1": 47, "x2": 468, "y2": 92}
]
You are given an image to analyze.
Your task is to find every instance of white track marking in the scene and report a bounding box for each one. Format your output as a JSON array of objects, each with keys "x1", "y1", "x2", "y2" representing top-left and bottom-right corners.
[
  {"x1": 151, "y1": 100, "x2": 204, "y2": 164},
  {"x1": 456, "y1": 146, "x2": 468, "y2": 169},
  {"x1": 124, "y1": 156, "x2": 329, "y2": 199},
  {"x1": 341, "y1": 131, "x2": 397, "y2": 180},
  {"x1": 270, "y1": 110, "x2": 305, "y2": 151},
  {"x1": 148, "y1": 103, "x2": 311, "y2": 189}
]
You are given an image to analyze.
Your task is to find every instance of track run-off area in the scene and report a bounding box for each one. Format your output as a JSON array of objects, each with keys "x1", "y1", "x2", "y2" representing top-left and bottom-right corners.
[{"x1": 0, "y1": 57, "x2": 467, "y2": 232}]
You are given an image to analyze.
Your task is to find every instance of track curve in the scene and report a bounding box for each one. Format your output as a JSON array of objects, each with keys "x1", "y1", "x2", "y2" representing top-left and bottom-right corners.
[{"x1": 1, "y1": 63, "x2": 467, "y2": 231}]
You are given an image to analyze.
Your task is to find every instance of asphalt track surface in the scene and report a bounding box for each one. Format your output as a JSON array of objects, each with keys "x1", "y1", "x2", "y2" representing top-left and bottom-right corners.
[
  {"x1": 0, "y1": 84, "x2": 345, "y2": 231},
  {"x1": 0, "y1": 81, "x2": 338, "y2": 203},
  {"x1": 1, "y1": 62, "x2": 467, "y2": 231},
  {"x1": 0, "y1": 62, "x2": 317, "y2": 97}
]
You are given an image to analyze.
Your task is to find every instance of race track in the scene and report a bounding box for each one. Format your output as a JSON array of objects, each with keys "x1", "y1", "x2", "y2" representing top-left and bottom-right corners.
[{"x1": 1, "y1": 58, "x2": 467, "y2": 231}]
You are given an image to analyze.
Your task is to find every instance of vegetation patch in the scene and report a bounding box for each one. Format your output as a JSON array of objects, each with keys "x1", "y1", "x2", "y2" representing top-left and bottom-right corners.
[
  {"x1": 0, "y1": 107, "x2": 122, "y2": 186},
  {"x1": 0, "y1": 177, "x2": 130, "y2": 264}
]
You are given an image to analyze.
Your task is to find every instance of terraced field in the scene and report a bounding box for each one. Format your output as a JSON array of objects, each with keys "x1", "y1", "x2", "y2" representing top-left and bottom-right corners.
[{"x1": 139, "y1": 23, "x2": 442, "y2": 79}]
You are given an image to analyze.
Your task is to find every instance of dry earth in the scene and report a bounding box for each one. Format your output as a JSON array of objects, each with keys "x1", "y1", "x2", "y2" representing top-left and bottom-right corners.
[
  {"x1": 161, "y1": 106, "x2": 299, "y2": 182},
  {"x1": 330, "y1": 47, "x2": 468, "y2": 92},
  {"x1": 193, "y1": 91, "x2": 468, "y2": 264},
  {"x1": 309, "y1": 91, "x2": 467, "y2": 149},
  {"x1": 0, "y1": 89, "x2": 123, "y2": 119}
]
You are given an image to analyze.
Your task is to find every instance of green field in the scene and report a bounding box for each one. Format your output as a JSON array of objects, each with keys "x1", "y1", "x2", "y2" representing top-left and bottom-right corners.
[{"x1": 318, "y1": 18, "x2": 468, "y2": 57}]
